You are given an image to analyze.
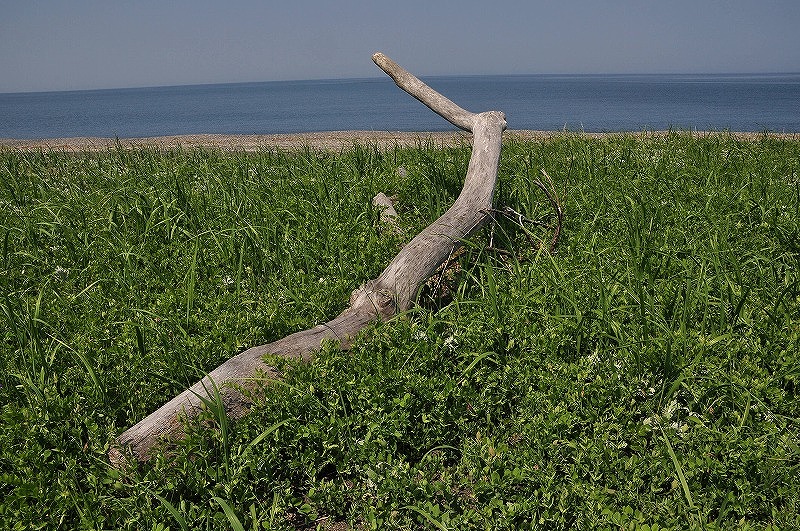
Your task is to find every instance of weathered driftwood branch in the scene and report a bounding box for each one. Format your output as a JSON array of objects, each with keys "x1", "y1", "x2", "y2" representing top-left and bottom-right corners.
[
  {"x1": 110, "y1": 52, "x2": 506, "y2": 466},
  {"x1": 371, "y1": 192, "x2": 399, "y2": 230}
]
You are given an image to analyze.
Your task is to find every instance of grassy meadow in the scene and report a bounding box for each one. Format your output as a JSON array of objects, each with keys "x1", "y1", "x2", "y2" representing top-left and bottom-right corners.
[{"x1": 1, "y1": 133, "x2": 798, "y2": 529}]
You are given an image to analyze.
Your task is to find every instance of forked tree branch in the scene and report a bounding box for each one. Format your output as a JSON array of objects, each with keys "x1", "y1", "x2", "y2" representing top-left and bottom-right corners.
[{"x1": 110, "y1": 53, "x2": 507, "y2": 466}]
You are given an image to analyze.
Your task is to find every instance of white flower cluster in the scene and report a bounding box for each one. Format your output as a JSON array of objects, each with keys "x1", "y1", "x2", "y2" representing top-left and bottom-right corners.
[{"x1": 642, "y1": 397, "x2": 694, "y2": 436}]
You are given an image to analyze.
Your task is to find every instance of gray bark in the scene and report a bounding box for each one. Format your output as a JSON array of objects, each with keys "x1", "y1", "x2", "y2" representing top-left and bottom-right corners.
[
  {"x1": 110, "y1": 52, "x2": 506, "y2": 466},
  {"x1": 371, "y1": 192, "x2": 399, "y2": 229}
]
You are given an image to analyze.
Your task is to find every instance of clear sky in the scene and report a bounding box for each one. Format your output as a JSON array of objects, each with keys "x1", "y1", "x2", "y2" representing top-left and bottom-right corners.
[{"x1": 1, "y1": 0, "x2": 799, "y2": 93}]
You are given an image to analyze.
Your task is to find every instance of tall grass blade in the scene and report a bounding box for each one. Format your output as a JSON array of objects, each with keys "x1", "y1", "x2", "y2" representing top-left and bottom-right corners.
[
  {"x1": 185, "y1": 235, "x2": 199, "y2": 323},
  {"x1": 459, "y1": 351, "x2": 497, "y2": 381},
  {"x1": 240, "y1": 418, "x2": 291, "y2": 458},
  {"x1": 191, "y1": 377, "x2": 232, "y2": 474},
  {"x1": 212, "y1": 496, "x2": 246, "y2": 531},
  {"x1": 404, "y1": 504, "x2": 449, "y2": 531},
  {"x1": 52, "y1": 336, "x2": 105, "y2": 398},
  {"x1": 153, "y1": 492, "x2": 190, "y2": 531},
  {"x1": 661, "y1": 426, "x2": 694, "y2": 509},
  {"x1": 420, "y1": 444, "x2": 459, "y2": 463}
]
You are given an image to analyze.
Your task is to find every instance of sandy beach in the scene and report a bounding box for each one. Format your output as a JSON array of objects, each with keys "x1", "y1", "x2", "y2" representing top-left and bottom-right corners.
[{"x1": 1, "y1": 130, "x2": 797, "y2": 152}]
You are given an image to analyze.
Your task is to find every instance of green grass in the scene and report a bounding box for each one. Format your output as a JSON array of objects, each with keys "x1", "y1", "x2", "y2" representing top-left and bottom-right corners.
[{"x1": 0, "y1": 133, "x2": 798, "y2": 529}]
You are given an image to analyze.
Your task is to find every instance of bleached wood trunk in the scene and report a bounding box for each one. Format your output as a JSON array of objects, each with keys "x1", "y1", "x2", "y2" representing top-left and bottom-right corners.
[{"x1": 110, "y1": 52, "x2": 507, "y2": 466}]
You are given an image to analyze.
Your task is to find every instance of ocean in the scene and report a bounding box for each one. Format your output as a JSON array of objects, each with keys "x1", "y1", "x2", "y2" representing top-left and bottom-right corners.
[{"x1": 1, "y1": 73, "x2": 798, "y2": 139}]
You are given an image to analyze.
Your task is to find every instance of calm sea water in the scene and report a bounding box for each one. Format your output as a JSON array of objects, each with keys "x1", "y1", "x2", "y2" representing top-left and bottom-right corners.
[{"x1": 1, "y1": 74, "x2": 798, "y2": 139}]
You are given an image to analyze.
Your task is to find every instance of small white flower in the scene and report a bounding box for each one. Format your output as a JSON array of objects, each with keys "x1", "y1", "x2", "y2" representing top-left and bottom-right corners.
[
  {"x1": 663, "y1": 399, "x2": 678, "y2": 420},
  {"x1": 443, "y1": 335, "x2": 458, "y2": 351}
]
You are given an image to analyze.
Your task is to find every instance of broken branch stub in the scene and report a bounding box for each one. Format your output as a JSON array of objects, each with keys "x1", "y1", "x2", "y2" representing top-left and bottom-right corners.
[
  {"x1": 110, "y1": 52, "x2": 506, "y2": 466},
  {"x1": 372, "y1": 192, "x2": 399, "y2": 231}
]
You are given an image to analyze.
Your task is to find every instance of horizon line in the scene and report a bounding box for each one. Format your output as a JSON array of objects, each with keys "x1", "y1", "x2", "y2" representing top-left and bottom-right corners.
[{"x1": 3, "y1": 71, "x2": 800, "y2": 97}]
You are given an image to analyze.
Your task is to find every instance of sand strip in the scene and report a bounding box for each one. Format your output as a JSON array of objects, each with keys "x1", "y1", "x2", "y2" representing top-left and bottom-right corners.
[{"x1": 1, "y1": 130, "x2": 797, "y2": 152}]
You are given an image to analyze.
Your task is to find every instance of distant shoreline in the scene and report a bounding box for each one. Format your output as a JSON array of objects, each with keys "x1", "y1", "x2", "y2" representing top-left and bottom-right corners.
[{"x1": 1, "y1": 130, "x2": 798, "y2": 152}]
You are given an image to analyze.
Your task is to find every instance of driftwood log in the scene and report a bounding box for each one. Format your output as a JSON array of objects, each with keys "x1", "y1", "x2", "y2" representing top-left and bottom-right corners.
[{"x1": 110, "y1": 52, "x2": 507, "y2": 466}]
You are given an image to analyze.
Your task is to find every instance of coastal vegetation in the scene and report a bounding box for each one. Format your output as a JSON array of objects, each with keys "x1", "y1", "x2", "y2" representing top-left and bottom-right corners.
[{"x1": 1, "y1": 132, "x2": 798, "y2": 529}]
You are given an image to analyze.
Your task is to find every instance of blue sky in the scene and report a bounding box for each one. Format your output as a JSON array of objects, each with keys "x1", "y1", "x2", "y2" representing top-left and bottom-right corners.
[{"x1": 1, "y1": 0, "x2": 799, "y2": 93}]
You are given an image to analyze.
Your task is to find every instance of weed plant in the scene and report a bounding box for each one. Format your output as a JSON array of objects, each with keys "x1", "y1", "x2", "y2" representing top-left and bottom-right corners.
[{"x1": 0, "y1": 134, "x2": 798, "y2": 529}]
